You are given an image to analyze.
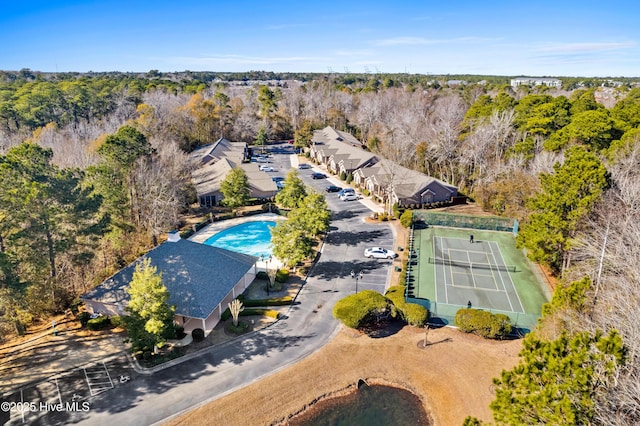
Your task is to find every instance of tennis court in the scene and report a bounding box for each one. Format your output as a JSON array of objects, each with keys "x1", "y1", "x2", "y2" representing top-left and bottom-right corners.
[
  {"x1": 405, "y1": 214, "x2": 550, "y2": 330},
  {"x1": 432, "y1": 236, "x2": 524, "y2": 313}
]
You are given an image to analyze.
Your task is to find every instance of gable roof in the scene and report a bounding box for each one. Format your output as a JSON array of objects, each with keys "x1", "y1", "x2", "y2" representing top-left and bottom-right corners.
[
  {"x1": 365, "y1": 159, "x2": 457, "y2": 198},
  {"x1": 82, "y1": 239, "x2": 257, "y2": 319},
  {"x1": 191, "y1": 138, "x2": 247, "y2": 165}
]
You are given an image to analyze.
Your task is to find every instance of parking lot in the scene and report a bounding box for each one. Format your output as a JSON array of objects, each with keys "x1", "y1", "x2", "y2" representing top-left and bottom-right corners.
[
  {"x1": 1, "y1": 355, "x2": 133, "y2": 425},
  {"x1": 284, "y1": 144, "x2": 395, "y2": 295}
]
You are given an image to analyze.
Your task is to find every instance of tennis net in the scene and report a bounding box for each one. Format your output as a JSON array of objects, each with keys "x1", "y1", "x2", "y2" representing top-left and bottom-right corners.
[{"x1": 428, "y1": 257, "x2": 516, "y2": 272}]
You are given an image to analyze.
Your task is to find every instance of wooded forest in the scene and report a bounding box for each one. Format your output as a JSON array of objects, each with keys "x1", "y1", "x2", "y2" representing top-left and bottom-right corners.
[{"x1": 1, "y1": 70, "x2": 640, "y2": 423}]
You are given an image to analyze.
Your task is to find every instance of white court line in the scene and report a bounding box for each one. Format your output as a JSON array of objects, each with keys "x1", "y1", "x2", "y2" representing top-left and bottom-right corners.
[
  {"x1": 489, "y1": 241, "x2": 524, "y2": 313},
  {"x1": 480, "y1": 251, "x2": 501, "y2": 291},
  {"x1": 487, "y1": 242, "x2": 514, "y2": 311},
  {"x1": 432, "y1": 236, "x2": 438, "y2": 304},
  {"x1": 466, "y1": 251, "x2": 477, "y2": 288}
]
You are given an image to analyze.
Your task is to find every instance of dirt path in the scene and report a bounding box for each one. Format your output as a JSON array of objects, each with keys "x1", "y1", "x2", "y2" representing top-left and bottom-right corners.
[{"x1": 165, "y1": 326, "x2": 522, "y2": 426}]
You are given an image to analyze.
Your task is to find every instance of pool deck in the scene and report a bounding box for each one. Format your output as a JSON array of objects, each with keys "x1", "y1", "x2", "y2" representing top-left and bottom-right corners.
[{"x1": 188, "y1": 212, "x2": 286, "y2": 269}]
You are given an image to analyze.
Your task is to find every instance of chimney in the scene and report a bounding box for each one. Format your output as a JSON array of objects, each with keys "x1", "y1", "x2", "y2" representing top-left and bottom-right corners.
[{"x1": 167, "y1": 230, "x2": 181, "y2": 242}]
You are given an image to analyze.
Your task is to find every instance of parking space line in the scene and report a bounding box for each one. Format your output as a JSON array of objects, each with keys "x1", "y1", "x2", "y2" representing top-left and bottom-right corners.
[{"x1": 83, "y1": 363, "x2": 114, "y2": 396}]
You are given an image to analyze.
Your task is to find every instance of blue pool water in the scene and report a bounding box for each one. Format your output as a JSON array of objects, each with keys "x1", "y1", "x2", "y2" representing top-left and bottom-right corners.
[{"x1": 203, "y1": 221, "x2": 276, "y2": 258}]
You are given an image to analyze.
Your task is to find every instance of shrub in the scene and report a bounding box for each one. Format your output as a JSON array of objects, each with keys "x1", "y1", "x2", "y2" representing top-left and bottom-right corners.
[
  {"x1": 332, "y1": 290, "x2": 391, "y2": 329},
  {"x1": 242, "y1": 296, "x2": 293, "y2": 307},
  {"x1": 192, "y1": 328, "x2": 205, "y2": 342},
  {"x1": 256, "y1": 271, "x2": 269, "y2": 280},
  {"x1": 221, "y1": 308, "x2": 231, "y2": 321},
  {"x1": 87, "y1": 315, "x2": 110, "y2": 331},
  {"x1": 385, "y1": 285, "x2": 406, "y2": 308},
  {"x1": 242, "y1": 308, "x2": 280, "y2": 319},
  {"x1": 78, "y1": 311, "x2": 91, "y2": 327},
  {"x1": 110, "y1": 316, "x2": 127, "y2": 329},
  {"x1": 362, "y1": 188, "x2": 370, "y2": 196},
  {"x1": 400, "y1": 209, "x2": 413, "y2": 228},
  {"x1": 346, "y1": 173, "x2": 353, "y2": 184},
  {"x1": 275, "y1": 269, "x2": 290, "y2": 283},
  {"x1": 454, "y1": 308, "x2": 512, "y2": 339},
  {"x1": 339, "y1": 171, "x2": 347, "y2": 180},
  {"x1": 404, "y1": 303, "x2": 428, "y2": 327}
]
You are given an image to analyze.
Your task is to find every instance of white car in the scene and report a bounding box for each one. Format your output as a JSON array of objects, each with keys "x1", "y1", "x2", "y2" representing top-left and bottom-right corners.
[
  {"x1": 259, "y1": 165, "x2": 276, "y2": 172},
  {"x1": 341, "y1": 193, "x2": 359, "y2": 201},
  {"x1": 256, "y1": 157, "x2": 269, "y2": 163},
  {"x1": 364, "y1": 247, "x2": 397, "y2": 259}
]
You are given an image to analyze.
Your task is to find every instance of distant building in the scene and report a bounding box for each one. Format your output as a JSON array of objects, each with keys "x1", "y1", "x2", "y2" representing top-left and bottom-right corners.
[
  {"x1": 510, "y1": 77, "x2": 562, "y2": 88},
  {"x1": 309, "y1": 126, "x2": 458, "y2": 206},
  {"x1": 190, "y1": 138, "x2": 277, "y2": 207}
]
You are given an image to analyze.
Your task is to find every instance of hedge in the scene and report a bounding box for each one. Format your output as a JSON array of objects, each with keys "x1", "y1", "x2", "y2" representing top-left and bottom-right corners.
[
  {"x1": 87, "y1": 315, "x2": 110, "y2": 331},
  {"x1": 275, "y1": 269, "x2": 290, "y2": 283},
  {"x1": 384, "y1": 286, "x2": 429, "y2": 326},
  {"x1": 332, "y1": 290, "x2": 390, "y2": 329},
  {"x1": 221, "y1": 306, "x2": 281, "y2": 321},
  {"x1": 241, "y1": 296, "x2": 293, "y2": 307},
  {"x1": 400, "y1": 210, "x2": 413, "y2": 228},
  {"x1": 454, "y1": 308, "x2": 512, "y2": 339}
]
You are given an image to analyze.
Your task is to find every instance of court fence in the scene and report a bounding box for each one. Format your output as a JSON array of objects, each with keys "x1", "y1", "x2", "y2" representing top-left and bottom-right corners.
[
  {"x1": 414, "y1": 210, "x2": 518, "y2": 235},
  {"x1": 406, "y1": 297, "x2": 540, "y2": 333}
]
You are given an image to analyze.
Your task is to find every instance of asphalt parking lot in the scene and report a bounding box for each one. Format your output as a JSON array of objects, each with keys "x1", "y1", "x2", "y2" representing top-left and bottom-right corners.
[
  {"x1": 1, "y1": 355, "x2": 134, "y2": 425},
  {"x1": 289, "y1": 145, "x2": 395, "y2": 295}
]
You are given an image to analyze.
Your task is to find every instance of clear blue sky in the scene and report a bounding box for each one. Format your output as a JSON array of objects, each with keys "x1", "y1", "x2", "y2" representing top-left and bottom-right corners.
[{"x1": 1, "y1": 0, "x2": 639, "y2": 77}]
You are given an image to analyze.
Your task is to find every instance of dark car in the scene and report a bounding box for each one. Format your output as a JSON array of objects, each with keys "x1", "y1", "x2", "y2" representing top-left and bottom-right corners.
[
  {"x1": 311, "y1": 172, "x2": 327, "y2": 179},
  {"x1": 325, "y1": 185, "x2": 342, "y2": 193},
  {"x1": 272, "y1": 176, "x2": 285, "y2": 182},
  {"x1": 298, "y1": 163, "x2": 311, "y2": 170}
]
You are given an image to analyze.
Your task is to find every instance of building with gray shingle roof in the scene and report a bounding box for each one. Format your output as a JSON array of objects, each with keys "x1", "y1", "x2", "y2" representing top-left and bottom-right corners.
[
  {"x1": 81, "y1": 231, "x2": 257, "y2": 335},
  {"x1": 311, "y1": 126, "x2": 458, "y2": 206},
  {"x1": 191, "y1": 138, "x2": 277, "y2": 207}
]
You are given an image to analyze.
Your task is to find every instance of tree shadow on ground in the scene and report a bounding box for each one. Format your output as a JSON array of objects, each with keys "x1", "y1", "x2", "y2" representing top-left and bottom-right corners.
[
  {"x1": 325, "y1": 229, "x2": 386, "y2": 246},
  {"x1": 362, "y1": 319, "x2": 405, "y2": 339},
  {"x1": 309, "y1": 259, "x2": 386, "y2": 281}
]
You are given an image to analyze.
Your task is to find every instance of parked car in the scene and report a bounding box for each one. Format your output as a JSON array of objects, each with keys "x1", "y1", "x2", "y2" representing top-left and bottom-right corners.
[
  {"x1": 259, "y1": 165, "x2": 276, "y2": 172},
  {"x1": 311, "y1": 172, "x2": 327, "y2": 179},
  {"x1": 257, "y1": 157, "x2": 269, "y2": 163},
  {"x1": 276, "y1": 181, "x2": 285, "y2": 190},
  {"x1": 272, "y1": 176, "x2": 285, "y2": 182},
  {"x1": 364, "y1": 247, "x2": 397, "y2": 259},
  {"x1": 325, "y1": 185, "x2": 342, "y2": 193},
  {"x1": 341, "y1": 193, "x2": 359, "y2": 201},
  {"x1": 337, "y1": 188, "x2": 355, "y2": 197},
  {"x1": 298, "y1": 163, "x2": 311, "y2": 170}
]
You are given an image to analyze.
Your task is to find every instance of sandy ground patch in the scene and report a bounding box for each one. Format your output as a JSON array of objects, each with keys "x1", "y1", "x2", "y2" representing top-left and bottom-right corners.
[{"x1": 164, "y1": 325, "x2": 522, "y2": 426}]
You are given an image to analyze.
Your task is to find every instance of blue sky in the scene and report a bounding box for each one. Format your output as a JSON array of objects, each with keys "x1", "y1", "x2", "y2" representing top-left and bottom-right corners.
[{"x1": 1, "y1": 0, "x2": 639, "y2": 77}]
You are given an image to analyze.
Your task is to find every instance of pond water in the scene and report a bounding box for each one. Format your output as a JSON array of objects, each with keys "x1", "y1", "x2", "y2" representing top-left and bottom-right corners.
[
  {"x1": 289, "y1": 384, "x2": 431, "y2": 426},
  {"x1": 203, "y1": 220, "x2": 275, "y2": 258}
]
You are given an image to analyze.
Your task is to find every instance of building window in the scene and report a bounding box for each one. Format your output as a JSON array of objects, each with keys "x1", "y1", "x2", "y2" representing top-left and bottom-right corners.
[{"x1": 200, "y1": 195, "x2": 216, "y2": 207}]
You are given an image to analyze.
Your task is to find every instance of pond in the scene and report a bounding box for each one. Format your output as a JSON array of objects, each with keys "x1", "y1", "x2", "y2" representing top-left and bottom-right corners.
[{"x1": 288, "y1": 384, "x2": 431, "y2": 426}]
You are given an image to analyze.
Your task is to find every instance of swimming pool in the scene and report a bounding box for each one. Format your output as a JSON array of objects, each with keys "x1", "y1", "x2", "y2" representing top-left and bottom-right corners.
[{"x1": 203, "y1": 221, "x2": 276, "y2": 258}]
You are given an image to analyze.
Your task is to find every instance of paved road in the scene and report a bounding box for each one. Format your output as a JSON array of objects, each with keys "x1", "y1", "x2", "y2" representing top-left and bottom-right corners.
[{"x1": 66, "y1": 143, "x2": 397, "y2": 425}]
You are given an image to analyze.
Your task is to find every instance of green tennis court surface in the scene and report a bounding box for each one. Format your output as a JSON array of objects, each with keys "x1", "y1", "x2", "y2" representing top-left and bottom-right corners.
[{"x1": 406, "y1": 224, "x2": 550, "y2": 331}]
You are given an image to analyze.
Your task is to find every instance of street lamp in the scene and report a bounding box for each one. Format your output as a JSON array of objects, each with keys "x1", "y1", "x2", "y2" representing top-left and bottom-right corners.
[{"x1": 350, "y1": 270, "x2": 363, "y2": 293}]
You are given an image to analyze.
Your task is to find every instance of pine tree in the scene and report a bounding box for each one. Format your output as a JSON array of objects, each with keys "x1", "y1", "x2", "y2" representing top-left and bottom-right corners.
[{"x1": 126, "y1": 258, "x2": 175, "y2": 352}]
